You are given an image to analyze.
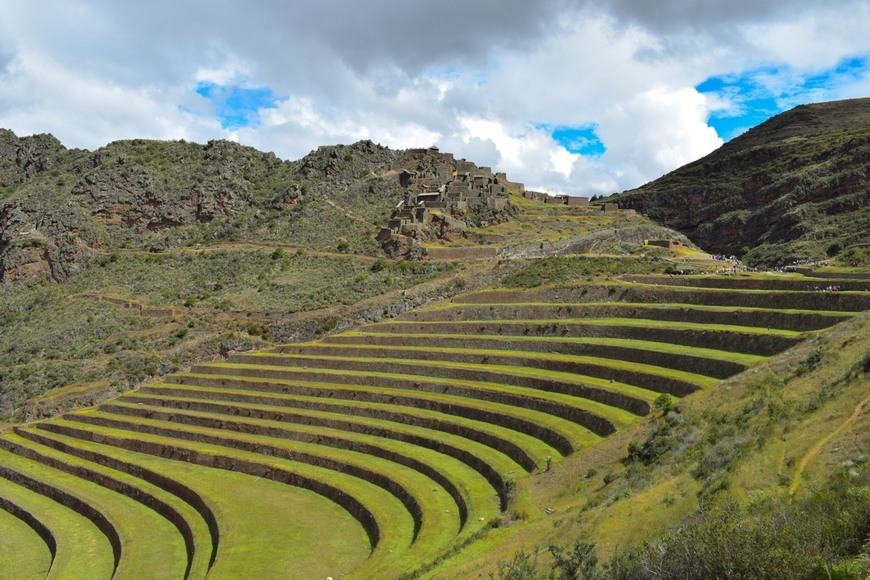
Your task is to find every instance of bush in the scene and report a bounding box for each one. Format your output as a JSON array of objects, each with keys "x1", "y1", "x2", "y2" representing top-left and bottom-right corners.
[
  {"x1": 826, "y1": 240, "x2": 845, "y2": 257},
  {"x1": 654, "y1": 394, "x2": 675, "y2": 415},
  {"x1": 494, "y1": 548, "x2": 539, "y2": 580},
  {"x1": 315, "y1": 316, "x2": 338, "y2": 335},
  {"x1": 549, "y1": 542, "x2": 600, "y2": 580}
]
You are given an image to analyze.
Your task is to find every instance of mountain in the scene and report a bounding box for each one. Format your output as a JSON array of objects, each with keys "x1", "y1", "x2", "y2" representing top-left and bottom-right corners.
[
  {"x1": 615, "y1": 97, "x2": 870, "y2": 266},
  {"x1": 2, "y1": 131, "x2": 622, "y2": 420},
  {"x1": 0, "y1": 132, "x2": 523, "y2": 284},
  {"x1": 0, "y1": 124, "x2": 869, "y2": 578}
]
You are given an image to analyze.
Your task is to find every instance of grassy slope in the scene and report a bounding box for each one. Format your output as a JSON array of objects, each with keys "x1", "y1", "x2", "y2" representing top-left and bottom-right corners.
[
  {"x1": 6, "y1": 176, "x2": 869, "y2": 577},
  {"x1": 432, "y1": 311, "x2": 870, "y2": 577},
  {"x1": 2, "y1": 193, "x2": 674, "y2": 422},
  {"x1": 0, "y1": 248, "x2": 460, "y2": 421},
  {"x1": 0, "y1": 502, "x2": 53, "y2": 578}
]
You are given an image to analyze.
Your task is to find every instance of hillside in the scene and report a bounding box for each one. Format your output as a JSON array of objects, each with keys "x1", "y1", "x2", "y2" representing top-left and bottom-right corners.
[
  {"x1": 0, "y1": 118, "x2": 869, "y2": 579},
  {"x1": 615, "y1": 98, "x2": 870, "y2": 266},
  {"x1": 0, "y1": 131, "x2": 687, "y2": 422},
  {"x1": 1, "y1": 261, "x2": 868, "y2": 578}
]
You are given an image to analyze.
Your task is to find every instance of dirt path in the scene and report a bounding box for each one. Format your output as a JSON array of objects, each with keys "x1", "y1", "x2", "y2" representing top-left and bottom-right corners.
[{"x1": 789, "y1": 391, "x2": 870, "y2": 496}]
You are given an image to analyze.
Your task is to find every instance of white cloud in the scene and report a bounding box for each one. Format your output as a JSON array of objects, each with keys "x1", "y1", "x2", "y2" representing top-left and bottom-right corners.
[
  {"x1": 741, "y1": 3, "x2": 870, "y2": 71},
  {"x1": 194, "y1": 56, "x2": 252, "y2": 87},
  {"x1": 598, "y1": 86, "x2": 722, "y2": 188},
  {"x1": 0, "y1": 0, "x2": 867, "y2": 194},
  {"x1": 0, "y1": 51, "x2": 209, "y2": 147}
]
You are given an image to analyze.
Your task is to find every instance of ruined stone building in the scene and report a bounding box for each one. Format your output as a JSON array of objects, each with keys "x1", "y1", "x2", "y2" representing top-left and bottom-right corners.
[{"x1": 378, "y1": 147, "x2": 521, "y2": 246}]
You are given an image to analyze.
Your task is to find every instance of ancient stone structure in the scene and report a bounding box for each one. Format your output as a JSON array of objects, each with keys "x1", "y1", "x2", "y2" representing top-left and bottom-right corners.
[
  {"x1": 379, "y1": 147, "x2": 521, "y2": 254},
  {"x1": 521, "y1": 190, "x2": 589, "y2": 206}
]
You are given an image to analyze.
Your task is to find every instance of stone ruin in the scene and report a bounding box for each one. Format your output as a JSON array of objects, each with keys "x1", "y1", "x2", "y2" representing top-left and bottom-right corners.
[
  {"x1": 378, "y1": 147, "x2": 522, "y2": 257},
  {"x1": 376, "y1": 146, "x2": 631, "y2": 258},
  {"x1": 521, "y1": 190, "x2": 590, "y2": 206}
]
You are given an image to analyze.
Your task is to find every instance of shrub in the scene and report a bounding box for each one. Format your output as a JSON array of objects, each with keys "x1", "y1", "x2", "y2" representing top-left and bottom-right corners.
[
  {"x1": 654, "y1": 394, "x2": 675, "y2": 415},
  {"x1": 494, "y1": 548, "x2": 539, "y2": 580},
  {"x1": 549, "y1": 542, "x2": 600, "y2": 580},
  {"x1": 826, "y1": 240, "x2": 845, "y2": 257},
  {"x1": 315, "y1": 316, "x2": 338, "y2": 335}
]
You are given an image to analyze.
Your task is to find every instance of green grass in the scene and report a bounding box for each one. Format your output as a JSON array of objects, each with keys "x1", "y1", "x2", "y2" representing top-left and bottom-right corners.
[
  {"x1": 445, "y1": 298, "x2": 854, "y2": 319},
  {"x1": 0, "y1": 444, "x2": 186, "y2": 579},
  {"x1": 203, "y1": 358, "x2": 627, "y2": 436},
  {"x1": 339, "y1": 331, "x2": 767, "y2": 367},
  {"x1": 132, "y1": 382, "x2": 553, "y2": 470},
  {"x1": 373, "y1": 316, "x2": 804, "y2": 338},
  {"x1": 245, "y1": 349, "x2": 709, "y2": 401},
  {"x1": 148, "y1": 377, "x2": 576, "y2": 462},
  {"x1": 110, "y1": 393, "x2": 521, "y2": 502},
  {"x1": 284, "y1": 343, "x2": 720, "y2": 390},
  {"x1": 10, "y1": 426, "x2": 214, "y2": 579},
  {"x1": 0, "y1": 497, "x2": 53, "y2": 579},
  {"x1": 93, "y1": 401, "x2": 502, "y2": 529},
  {"x1": 37, "y1": 416, "x2": 415, "y2": 577},
  {"x1": 31, "y1": 428, "x2": 373, "y2": 579},
  {"x1": 66, "y1": 409, "x2": 466, "y2": 544},
  {"x1": 0, "y1": 475, "x2": 115, "y2": 579}
]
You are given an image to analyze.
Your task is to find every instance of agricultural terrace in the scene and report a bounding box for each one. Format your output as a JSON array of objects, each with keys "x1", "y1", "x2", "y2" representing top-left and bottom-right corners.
[{"x1": 0, "y1": 269, "x2": 867, "y2": 577}]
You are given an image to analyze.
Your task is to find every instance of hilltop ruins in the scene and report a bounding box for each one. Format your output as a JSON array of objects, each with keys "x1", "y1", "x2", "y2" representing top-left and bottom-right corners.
[{"x1": 378, "y1": 146, "x2": 591, "y2": 257}]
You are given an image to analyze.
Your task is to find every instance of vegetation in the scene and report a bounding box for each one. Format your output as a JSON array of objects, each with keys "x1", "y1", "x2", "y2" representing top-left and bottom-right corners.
[
  {"x1": 500, "y1": 256, "x2": 667, "y2": 288},
  {"x1": 617, "y1": 99, "x2": 870, "y2": 265},
  {"x1": 0, "y1": 248, "x2": 460, "y2": 421},
  {"x1": 4, "y1": 266, "x2": 866, "y2": 576},
  {"x1": 2, "y1": 103, "x2": 870, "y2": 577}
]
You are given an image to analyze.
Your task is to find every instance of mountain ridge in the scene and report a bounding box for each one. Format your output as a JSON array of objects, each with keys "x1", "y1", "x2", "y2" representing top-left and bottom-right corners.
[{"x1": 615, "y1": 97, "x2": 870, "y2": 266}]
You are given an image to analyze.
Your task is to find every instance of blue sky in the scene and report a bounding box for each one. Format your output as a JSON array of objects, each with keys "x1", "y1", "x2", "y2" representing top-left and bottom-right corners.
[
  {"x1": 697, "y1": 56, "x2": 870, "y2": 141},
  {"x1": 1, "y1": 0, "x2": 869, "y2": 194},
  {"x1": 550, "y1": 125, "x2": 607, "y2": 157},
  {"x1": 195, "y1": 82, "x2": 284, "y2": 130}
]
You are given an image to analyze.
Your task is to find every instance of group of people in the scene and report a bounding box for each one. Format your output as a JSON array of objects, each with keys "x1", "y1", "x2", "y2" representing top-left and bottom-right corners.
[{"x1": 810, "y1": 284, "x2": 843, "y2": 292}]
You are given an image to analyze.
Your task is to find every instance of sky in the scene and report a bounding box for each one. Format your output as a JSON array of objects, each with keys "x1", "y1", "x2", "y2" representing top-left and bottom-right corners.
[{"x1": 1, "y1": 1, "x2": 869, "y2": 195}]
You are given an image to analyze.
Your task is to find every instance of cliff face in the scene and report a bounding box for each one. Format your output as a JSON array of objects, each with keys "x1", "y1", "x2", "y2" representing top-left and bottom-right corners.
[
  {"x1": 616, "y1": 98, "x2": 870, "y2": 265},
  {"x1": 69, "y1": 139, "x2": 297, "y2": 236},
  {"x1": 0, "y1": 129, "x2": 69, "y2": 187},
  {"x1": 0, "y1": 133, "x2": 307, "y2": 283}
]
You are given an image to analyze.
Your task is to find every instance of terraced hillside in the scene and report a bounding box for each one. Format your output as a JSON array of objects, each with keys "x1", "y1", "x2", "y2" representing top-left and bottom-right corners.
[{"x1": 0, "y1": 271, "x2": 868, "y2": 578}]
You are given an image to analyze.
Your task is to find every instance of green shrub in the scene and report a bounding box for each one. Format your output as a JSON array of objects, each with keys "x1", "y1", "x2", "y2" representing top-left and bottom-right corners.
[
  {"x1": 315, "y1": 316, "x2": 338, "y2": 335},
  {"x1": 494, "y1": 548, "x2": 539, "y2": 580},
  {"x1": 549, "y1": 542, "x2": 600, "y2": 580},
  {"x1": 826, "y1": 240, "x2": 845, "y2": 257}
]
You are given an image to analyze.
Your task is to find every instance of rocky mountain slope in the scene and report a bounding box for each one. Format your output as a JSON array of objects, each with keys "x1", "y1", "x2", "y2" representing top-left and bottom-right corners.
[
  {"x1": 0, "y1": 133, "x2": 517, "y2": 284},
  {"x1": 1, "y1": 116, "x2": 869, "y2": 578},
  {"x1": 615, "y1": 97, "x2": 870, "y2": 266}
]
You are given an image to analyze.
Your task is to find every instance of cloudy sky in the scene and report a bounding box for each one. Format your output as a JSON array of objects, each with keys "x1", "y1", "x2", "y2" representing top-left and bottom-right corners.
[{"x1": 1, "y1": 1, "x2": 869, "y2": 194}]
